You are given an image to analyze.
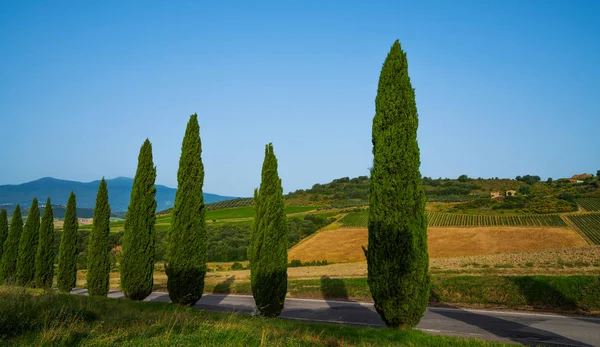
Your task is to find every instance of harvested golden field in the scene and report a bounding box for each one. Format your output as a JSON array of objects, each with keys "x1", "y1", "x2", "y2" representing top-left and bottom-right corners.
[
  {"x1": 289, "y1": 228, "x2": 367, "y2": 263},
  {"x1": 288, "y1": 226, "x2": 588, "y2": 263},
  {"x1": 428, "y1": 226, "x2": 587, "y2": 257}
]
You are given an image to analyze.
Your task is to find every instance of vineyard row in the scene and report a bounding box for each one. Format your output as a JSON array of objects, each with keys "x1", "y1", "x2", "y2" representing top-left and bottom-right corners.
[
  {"x1": 340, "y1": 212, "x2": 568, "y2": 228},
  {"x1": 567, "y1": 213, "x2": 600, "y2": 245}
]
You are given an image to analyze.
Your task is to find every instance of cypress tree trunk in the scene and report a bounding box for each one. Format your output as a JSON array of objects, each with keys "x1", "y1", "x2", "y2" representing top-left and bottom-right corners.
[
  {"x1": 121, "y1": 139, "x2": 157, "y2": 301},
  {"x1": 17, "y1": 198, "x2": 40, "y2": 286},
  {"x1": 365, "y1": 40, "x2": 429, "y2": 328},
  {"x1": 0, "y1": 210, "x2": 9, "y2": 271},
  {"x1": 166, "y1": 114, "x2": 207, "y2": 305},
  {"x1": 248, "y1": 143, "x2": 288, "y2": 317},
  {"x1": 87, "y1": 178, "x2": 111, "y2": 296},
  {"x1": 57, "y1": 192, "x2": 79, "y2": 293},
  {"x1": 35, "y1": 199, "x2": 55, "y2": 290},
  {"x1": 0, "y1": 205, "x2": 23, "y2": 284}
]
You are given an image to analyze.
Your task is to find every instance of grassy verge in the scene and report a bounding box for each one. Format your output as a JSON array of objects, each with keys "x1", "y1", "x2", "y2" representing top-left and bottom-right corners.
[
  {"x1": 206, "y1": 275, "x2": 600, "y2": 314},
  {"x1": 0, "y1": 286, "x2": 507, "y2": 346}
]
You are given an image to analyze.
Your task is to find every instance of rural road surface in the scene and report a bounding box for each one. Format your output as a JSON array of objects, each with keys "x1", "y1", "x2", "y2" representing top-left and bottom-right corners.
[{"x1": 71, "y1": 289, "x2": 599, "y2": 347}]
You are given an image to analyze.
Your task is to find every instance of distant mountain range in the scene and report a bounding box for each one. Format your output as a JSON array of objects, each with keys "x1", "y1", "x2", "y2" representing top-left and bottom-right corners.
[{"x1": 0, "y1": 177, "x2": 236, "y2": 215}]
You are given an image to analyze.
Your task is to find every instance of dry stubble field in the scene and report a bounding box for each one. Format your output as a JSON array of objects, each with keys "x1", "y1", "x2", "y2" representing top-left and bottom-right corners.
[{"x1": 288, "y1": 226, "x2": 588, "y2": 262}]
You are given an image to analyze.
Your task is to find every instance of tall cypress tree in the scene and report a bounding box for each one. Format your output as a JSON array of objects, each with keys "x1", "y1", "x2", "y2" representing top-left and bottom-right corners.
[
  {"x1": 0, "y1": 210, "x2": 8, "y2": 266},
  {"x1": 0, "y1": 205, "x2": 23, "y2": 283},
  {"x1": 167, "y1": 114, "x2": 207, "y2": 305},
  {"x1": 35, "y1": 199, "x2": 55, "y2": 290},
  {"x1": 121, "y1": 139, "x2": 157, "y2": 301},
  {"x1": 57, "y1": 192, "x2": 79, "y2": 293},
  {"x1": 248, "y1": 143, "x2": 288, "y2": 317},
  {"x1": 364, "y1": 40, "x2": 429, "y2": 328},
  {"x1": 87, "y1": 178, "x2": 111, "y2": 296},
  {"x1": 16, "y1": 198, "x2": 40, "y2": 286}
]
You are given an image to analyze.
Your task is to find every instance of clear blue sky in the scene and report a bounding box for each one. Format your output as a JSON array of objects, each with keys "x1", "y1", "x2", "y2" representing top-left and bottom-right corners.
[{"x1": 0, "y1": 0, "x2": 598, "y2": 197}]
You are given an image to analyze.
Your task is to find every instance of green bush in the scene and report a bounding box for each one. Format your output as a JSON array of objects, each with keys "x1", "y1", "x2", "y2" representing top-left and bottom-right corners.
[{"x1": 230, "y1": 262, "x2": 244, "y2": 270}]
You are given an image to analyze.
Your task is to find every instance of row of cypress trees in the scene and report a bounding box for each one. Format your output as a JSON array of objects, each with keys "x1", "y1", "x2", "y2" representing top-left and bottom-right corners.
[
  {"x1": 114, "y1": 40, "x2": 426, "y2": 327},
  {"x1": 0, "y1": 193, "x2": 80, "y2": 292},
  {"x1": 105, "y1": 114, "x2": 288, "y2": 319},
  {"x1": 1, "y1": 40, "x2": 428, "y2": 328},
  {"x1": 0, "y1": 198, "x2": 58, "y2": 289},
  {"x1": 0, "y1": 114, "x2": 288, "y2": 318}
]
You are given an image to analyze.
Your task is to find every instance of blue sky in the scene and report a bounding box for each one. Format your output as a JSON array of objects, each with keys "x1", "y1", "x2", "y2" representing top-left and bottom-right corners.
[{"x1": 0, "y1": 0, "x2": 598, "y2": 196}]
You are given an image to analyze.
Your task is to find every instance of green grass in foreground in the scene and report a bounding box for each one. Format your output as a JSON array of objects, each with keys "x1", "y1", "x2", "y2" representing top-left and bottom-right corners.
[
  {"x1": 0, "y1": 286, "x2": 507, "y2": 346},
  {"x1": 205, "y1": 275, "x2": 600, "y2": 313}
]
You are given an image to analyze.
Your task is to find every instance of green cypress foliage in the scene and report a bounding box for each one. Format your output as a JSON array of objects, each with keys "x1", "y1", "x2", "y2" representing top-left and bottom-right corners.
[
  {"x1": 87, "y1": 178, "x2": 111, "y2": 296},
  {"x1": 57, "y1": 192, "x2": 79, "y2": 293},
  {"x1": 248, "y1": 143, "x2": 288, "y2": 317},
  {"x1": 35, "y1": 198, "x2": 55, "y2": 289},
  {"x1": 121, "y1": 139, "x2": 157, "y2": 301},
  {"x1": 16, "y1": 198, "x2": 40, "y2": 286},
  {"x1": 365, "y1": 40, "x2": 429, "y2": 328},
  {"x1": 1, "y1": 205, "x2": 23, "y2": 283},
  {"x1": 167, "y1": 114, "x2": 207, "y2": 305},
  {"x1": 0, "y1": 210, "x2": 9, "y2": 269}
]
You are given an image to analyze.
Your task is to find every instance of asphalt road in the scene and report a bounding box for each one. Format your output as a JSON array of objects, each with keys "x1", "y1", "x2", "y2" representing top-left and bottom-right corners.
[{"x1": 71, "y1": 289, "x2": 600, "y2": 347}]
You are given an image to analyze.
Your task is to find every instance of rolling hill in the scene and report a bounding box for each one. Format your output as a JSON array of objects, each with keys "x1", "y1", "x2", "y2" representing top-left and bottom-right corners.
[{"x1": 0, "y1": 177, "x2": 236, "y2": 213}]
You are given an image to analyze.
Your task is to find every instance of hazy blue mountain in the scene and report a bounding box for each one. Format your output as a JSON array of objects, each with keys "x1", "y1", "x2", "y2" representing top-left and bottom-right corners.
[{"x1": 0, "y1": 177, "x2": 236, "y2": 213}]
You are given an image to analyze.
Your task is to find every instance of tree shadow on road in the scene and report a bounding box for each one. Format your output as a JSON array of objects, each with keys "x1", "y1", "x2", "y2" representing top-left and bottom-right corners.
[
  {"x1": 211, "y1": 275, "x2": 236, "y2": 305},
  {"x1": 432, "y1": 306, "x2": 594, "y2": 347},
  {"x1": 512, "y1": 277, "x2": 578, "y2": 312},
  {"x1": 320, "y1": 276, "x2": 349, "y2": 301},
  {"x1": 213, "y1": 276, "x2": 236, "y2": 295}
]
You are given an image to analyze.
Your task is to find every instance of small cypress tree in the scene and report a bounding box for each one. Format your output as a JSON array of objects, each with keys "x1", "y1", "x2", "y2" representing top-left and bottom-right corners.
[
  {"x1": 87, "y1": 178, "x2": 111, "y2": 296},
  {"x1": 35, "y1": 198, "x2": 55, "y2": 290},
  {"x1": 364, "y1": 40, "x2": 429, "y2": 328},
  {"x1": 0, "y1": 210, "x2": 8, "y2": 264},
  {"x1": 16, "y1": 198, "x2": 40, "y2": 286},
  {"x1": 167, "y1": 114, "x2": 207, "y2": 305},
  {"x1": 0, "y1": 205, "x2": 23, "y2": 283},
  {"x1": 248, "y1": 143, "x2": 288, "y2": 317},
  {"x1": 121, "y1": 139, "x2": 157, "y2": 301},
  {"x1": 57, "y1": 192, "x2": 79, "y2": 293}
]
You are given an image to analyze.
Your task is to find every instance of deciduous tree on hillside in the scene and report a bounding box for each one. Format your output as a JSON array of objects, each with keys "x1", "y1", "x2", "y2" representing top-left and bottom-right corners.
[
  {"x1": 35, "y1": 198, "x2": 55, "y2": 290},
  {"x1": 167, "y1": 114, "x2": 207, "y2": 305},
  {"x1": 17, "y1": 198, "x2": 40, "y2": 286},
  {"x1": 87, "y1": 178, "x2": 111, "y2": 296},
  {"x1": 0, "y1": 205, "x2": 22, "y2": 283},
  {"x1": 364, "y1": 40, "x2": 429, "y2": 328},
  {"x1": 248, "y1": 143, "x2": 288, "y2": 317},
  {"x1": 57, "y1": 192, "x2": 79, "y2": 293},
  {"x1": 121, "y1": 139, "x2": 157, "y2": 301}
]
